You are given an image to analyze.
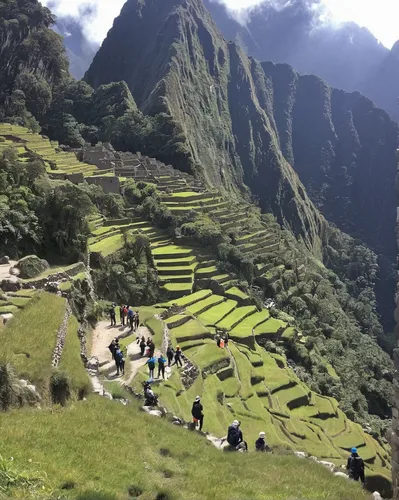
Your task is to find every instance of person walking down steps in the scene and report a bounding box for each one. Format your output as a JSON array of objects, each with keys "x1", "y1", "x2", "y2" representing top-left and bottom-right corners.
[
  {"x1": 347, "y1": 447, "x2": 365, "y2": 484},
  {"x1": 139, "y1": 336, "x2": 146, "y2": 357},
  {"x1": 191, "y1": 396, "x2": 204, "y2": 431}
]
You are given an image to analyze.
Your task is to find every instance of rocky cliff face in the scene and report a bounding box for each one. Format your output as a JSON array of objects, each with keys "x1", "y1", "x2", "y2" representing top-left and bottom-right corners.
[
  {"x1": 392, "y1": 149, "x2": 399, "y2": 498},
  {"x1": 203, "y1": 0, "x2": 399, "y2": 122},
  {"x1": 86, "y1": 0, "x2": 398, "y2": 313},
  {"x1": 85, "y1": 0, "x2": 325, "y2": 254}
]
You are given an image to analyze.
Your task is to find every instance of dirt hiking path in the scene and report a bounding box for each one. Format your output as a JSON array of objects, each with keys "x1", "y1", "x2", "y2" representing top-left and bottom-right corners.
[{"x1": 91, "y1": 320, "x2": 170, "y2": 385}]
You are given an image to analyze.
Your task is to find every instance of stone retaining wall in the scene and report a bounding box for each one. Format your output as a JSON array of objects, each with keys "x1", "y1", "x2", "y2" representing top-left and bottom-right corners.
[{"x1": 52, "y1": 303, "x2": 72, "y2": 367}]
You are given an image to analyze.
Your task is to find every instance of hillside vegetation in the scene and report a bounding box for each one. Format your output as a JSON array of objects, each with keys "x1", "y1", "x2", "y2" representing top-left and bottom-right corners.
[
  {"x1": 0, "y1": 397, "x2": 372, "y2": 500},
  {"x1": 0, "y1": 0, "x2": 396, "y2": 498}
]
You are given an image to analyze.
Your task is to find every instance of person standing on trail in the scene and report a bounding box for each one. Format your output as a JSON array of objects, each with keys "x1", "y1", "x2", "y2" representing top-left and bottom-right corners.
[
  {"x1": 115, "y1": 348, "x2": 125, "y2": 376},
  {"x1": 347, "y1": 447, "x2": 365, "y2": 484},
  {"x1": 191, "y1": 396, "x2": 204, "y2": 431},
  {"x1": 146, "y1": 355, "x2": 157, "y2": 380},
  {"x1": 109, "y1": 303, "x2": 116, "y2": 326},
  {"x1": 158, "y1": 354, "x2": 167, "y2": 379},
  {"x1": 166, "y1": 345, "x2": 174, "y2": 367},
  {"x1": 120, "y1": 305, "x2": 125, "y2": 326},
  {"x1": 108, "y1": 338, "x2": 117, "y2": 360},
  {"x1": 255, "y1": 432, "x2": 271, "y2": 452},
  {"x1": 148, "y1": 340, "x2": 155, "y2": 358},
  {"x1": 173, "y1": 346, "x2": 183, "y2": 367},
  {"x1": 135, "y1": 311, "x2": 140, "y2": 331},
  {"x1": 127, "y1": 307, "x2": 134, "y2": 331},
  {"x1": 139, "y1": 336, "x2": 146, "y2": 356}
]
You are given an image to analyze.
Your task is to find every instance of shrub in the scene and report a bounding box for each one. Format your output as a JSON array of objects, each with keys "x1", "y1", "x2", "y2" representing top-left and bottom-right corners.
[
  {"x1": 50, "y1": 371, "x2": 71, "y2": 406},
  {"x1": 16, "y1": 255, "x2": 49, "y2": 279}
]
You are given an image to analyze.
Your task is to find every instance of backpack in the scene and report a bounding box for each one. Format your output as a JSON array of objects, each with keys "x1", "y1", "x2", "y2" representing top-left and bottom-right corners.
[
  {"x1": 227, "y1": 426, "x2": 240, "y2": 447},
  {"x1": 115, "y1": 350, "x2": 123, "y2": 362}
]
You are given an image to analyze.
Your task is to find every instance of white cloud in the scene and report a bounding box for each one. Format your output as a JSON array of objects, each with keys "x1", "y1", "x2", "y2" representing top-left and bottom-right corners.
[
  {"x1": 42, "y1": 0, "x2": 399, "y2": 49},
  {"x1": 216, "y1": 0, "x2": 399, "y2": 48},
  {"x1": 41, "y1": 0, "x2": 126, "y2": 44}
]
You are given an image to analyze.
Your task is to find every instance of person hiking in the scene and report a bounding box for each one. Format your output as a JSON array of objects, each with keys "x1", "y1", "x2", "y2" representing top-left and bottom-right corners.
[
  {"x1": 158, "y1": 354, "x2": 167, "y2": 379},
  {"x1": 166, "y1": 345, "x2": 174, "y2": 367},
  {"x1": 227, "y1": 420, "x2": 247, "y2": 451},
  {"x1": 173, "y1": 346, "x2": 183, "y2": 367},
  {"x1": 347, "y1": 448, "x2": 365, "y2": 484},
  {"x1": 135, "y1": 311, "x2": 140, "y2": 331},
  {"x1": 146, "y1": 355, "x2": 157, "y2": 380},
  {"x1": 148, "y1": 340, "x2": 155, "y2": 358},
  {"x1": 139, "y1": 336, "x2": 146, "y2": 357},
  {"x1": 109, "y1": 303, "x2": 116, "y2": 326},
  {"x1": 191, "y1": 396, "x2": 204, "y2": 431},
  {"x1": 255, "y1": 432, "x2": 271, "y2": 452},
  {"x1": 115, "y1": 348, "x2": 125, "y2": 376},
  {"x1": 144, "y1": 382, "x2": 158, "y2": 406},
  {"x1": 224, "y1": 333, "x2": 229, "y2": 347},
  {"x1": 108, "y1": 338, "x2": 117, "y2": 360},
  {"x1": 127, "y1": 307, "x2": 134, "y2": 331},
  {"x1": 120, "y1": 305, "x2": 125, "y2": 326}
]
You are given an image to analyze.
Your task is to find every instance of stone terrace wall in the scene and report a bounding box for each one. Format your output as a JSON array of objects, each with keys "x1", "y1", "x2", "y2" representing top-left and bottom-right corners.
[{"x1": 393, "y1": 148, "x2": 399, "y2": 499}]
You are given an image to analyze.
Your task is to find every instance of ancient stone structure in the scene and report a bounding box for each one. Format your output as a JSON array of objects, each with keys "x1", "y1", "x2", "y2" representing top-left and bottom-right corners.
[
  {"x1": 78, "y1": 143, "x2": 205, "y2": 193},
  {"x1": 87, "y1": 175, "x2": 121, "y2": 194},
  {"x1": 393, "y1": 148, "x2": 399, "y2": 499}
]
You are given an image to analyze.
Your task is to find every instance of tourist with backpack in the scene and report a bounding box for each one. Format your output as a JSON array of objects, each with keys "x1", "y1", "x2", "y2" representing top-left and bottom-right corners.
[
  {"x1": 127, "y1": 307, "x2": 134, "y2": 331},
  {"x1": 146, "y1": 355, "x2": 157, "y2": 380},
  {"x1": 158, "y1": 354, "x2": 167, "y2": 379},
  {"x1": 166, "y1": 345, "x2": 174, "y2": 367},
  {"x1": 115, "y1": 348, "x2": 125, "y2": 376},
  {"x1": 108, "y1": 338, "x2": 118, "y2": 360},
  {"x1": 347, "y1": 448, "x2": 365, "y2": 484},
  {"x1": 227, "y1": 420, "x2": 247, "y2": 451},
  {"x1": 191, "y1": 396, "x2": 204, "y2": 431}
]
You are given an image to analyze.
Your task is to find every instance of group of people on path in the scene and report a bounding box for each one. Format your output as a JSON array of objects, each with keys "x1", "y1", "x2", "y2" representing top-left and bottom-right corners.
[
  {"x1": 109, "y1": 303, "x2": 140, "y2": 332},
  {"x1": 215, "y1": 332, "x2": 229, "y2": 349},
  {"x1": 144, "y1": 344, "x2": 184, "y2": 381},
  {"x1": 108, "y1": 337, "x2": 126, "y2": 376}
]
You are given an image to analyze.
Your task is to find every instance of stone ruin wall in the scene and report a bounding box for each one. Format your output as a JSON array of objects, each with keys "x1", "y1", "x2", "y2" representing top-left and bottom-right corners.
[{"x1": 393, "y1": 148, "x2": 399, "y2": 499}]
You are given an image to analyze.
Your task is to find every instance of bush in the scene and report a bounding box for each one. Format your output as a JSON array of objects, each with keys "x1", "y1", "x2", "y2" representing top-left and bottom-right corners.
[
  {"x1": 50, "y1": 371, "x2": 71, "y2": 406},
  {"x1": 16, "y1": 255, "x2": 49, "y2": 279}
]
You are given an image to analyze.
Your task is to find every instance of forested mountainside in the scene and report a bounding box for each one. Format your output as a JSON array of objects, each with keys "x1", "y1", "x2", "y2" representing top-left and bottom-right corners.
[
  {"x1": 0, "y1": 0, "x2": 397, "y2": 493},
  {"x1": 85, "y1": 0, "x2": 398, "y2": 328},
  {"x1": 203, "y1": 0, "x2": 399, "y2": 122}
]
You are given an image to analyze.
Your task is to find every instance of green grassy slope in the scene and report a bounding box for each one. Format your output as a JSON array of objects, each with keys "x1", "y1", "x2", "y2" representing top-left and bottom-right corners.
[
  {"x1": 0, "y1": 292, "x2": 66, "y2": 391},
  {"x1": 0, "y1": 397, "x2": 371, "y2": 500}
]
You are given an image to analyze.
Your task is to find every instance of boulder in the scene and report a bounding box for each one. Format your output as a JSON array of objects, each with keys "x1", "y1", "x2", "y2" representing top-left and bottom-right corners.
[
  {"x1": 372, "y1": 493, "x2": 382, "y2": 500},
  {"x1": 86, "y1": 356, "x2": 99, "y2": 371},
  {"x1": 103, "y1": 390, "x2": 113, "y2": 400},
  {"x1": 0, "y1": 256, "x2": 9, "y2": 264},
  {"x1": 318, "y1": 460, "x2": 335, "y2": 471},
  {"x1": 294, "y1": 451, "x2": 307, "y2": 459},
  {"x1": 334, "y1": 472, "x2": 348, "y2": 479},
  {"x1": 16, "y1": 255, "x2": 49, "y2": 279},
  {"x1": 0, "y1": 278, "x2": 20, "y2": 292}
]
